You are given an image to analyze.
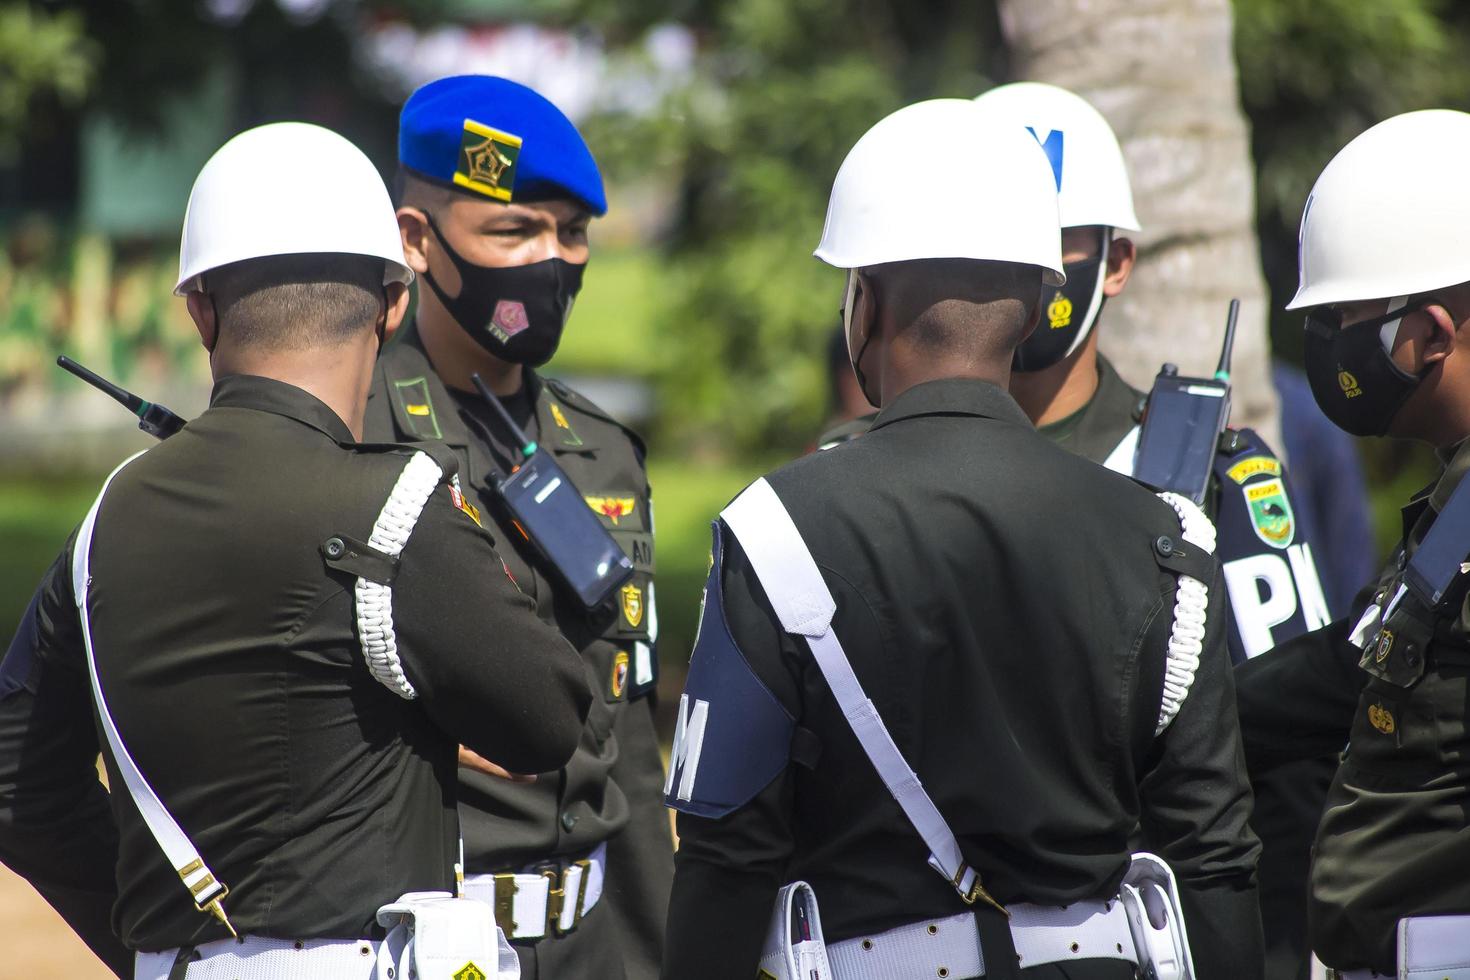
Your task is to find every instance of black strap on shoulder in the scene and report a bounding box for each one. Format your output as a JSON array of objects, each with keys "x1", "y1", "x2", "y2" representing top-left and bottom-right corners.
[
  {"x1": 790, "y1": 726, "x2": 822, "y2": 770},
  {"x1": 321, "y1": 534, "x2": 399, "y2": 586},
  {"x1": 1150, "y1": 533, "x2": 1215, "y2": 583}
]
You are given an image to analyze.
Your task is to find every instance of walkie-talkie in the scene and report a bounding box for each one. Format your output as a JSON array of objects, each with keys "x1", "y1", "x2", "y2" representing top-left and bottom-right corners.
[
  {"x1": 1131, "y1": 299, "x2": 1240, "y2": 505},
  {"x1": 1405, "y1": 471, "x2": 1470, "y2": 612},
  {"x1": 471, "y1": 374, "x2": 634, "y2": 610},
  {"x1": 57, "y1": 356, "x2": 186, "y2": 440}
]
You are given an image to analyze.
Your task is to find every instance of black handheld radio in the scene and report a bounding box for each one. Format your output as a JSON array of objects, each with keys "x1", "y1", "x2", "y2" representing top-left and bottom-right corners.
[
  {"x1": 1131, "y1": 299, "x2": 1240, "y2": 505},
  {"x1": 471, "y1": 374, "x2": 634, "y2": 610},
  {"x1": 57, "y1": 356, "x2": 186, "y2": 440}
]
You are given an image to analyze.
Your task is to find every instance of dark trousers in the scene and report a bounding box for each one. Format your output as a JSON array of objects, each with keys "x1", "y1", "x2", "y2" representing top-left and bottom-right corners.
[{"x1": 1252, "y1": 756, "x2": 1335, "y2": 980}]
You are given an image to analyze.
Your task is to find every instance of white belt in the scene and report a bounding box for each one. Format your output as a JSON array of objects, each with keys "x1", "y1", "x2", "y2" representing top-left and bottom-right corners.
[
  {"x1": 461, "y1": 842, "x2": 606, "y2": 940},
  {"x1": 1326, "y1": 914, "x2": 1470, "y2": 980},
  {"x1": 135, "y1": 936, "x2": 380, "y2": 980},
  {"x1": 827, "y1": 900, "x2": 1138, "y2": 980}
]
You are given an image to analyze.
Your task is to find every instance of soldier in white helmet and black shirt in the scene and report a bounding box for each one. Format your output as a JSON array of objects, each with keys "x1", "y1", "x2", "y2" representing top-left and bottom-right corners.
[{"x1": 0, "y1": 122, "x2": 590, "y2": 979}]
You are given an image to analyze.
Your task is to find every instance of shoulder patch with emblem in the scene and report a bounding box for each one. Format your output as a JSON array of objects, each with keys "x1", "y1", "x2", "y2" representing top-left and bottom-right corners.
[
  {"x1": 611, "y1": 650, "x2": 630, "y2": 699},
  {"x1": 1244, "y1": 477, "x2": 1295, "y2": 549},
  {"x1": 447, "y1": 478, "x2": 483, "y2": 527},
  {"x1": 620, "y1": 582, "x2": 645, "y2": 628},
  {"x1": 586, "y1": 495, "x2": 636, "y2": 525}
]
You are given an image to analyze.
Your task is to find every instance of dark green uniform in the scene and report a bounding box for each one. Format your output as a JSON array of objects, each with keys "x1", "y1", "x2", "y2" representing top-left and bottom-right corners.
[
  {"x1": 364, "y1": 323, "x2": 672, "y2": 979},
  {"x1": 666, "y1": 378, "x2": 1263, "y2": 980},
  {"x1": 1237, "y1": 439, "x2": 1470, "y2": 972},
  {"x1": 0, "y1": 375, "x2": 590, "y2": 976}
]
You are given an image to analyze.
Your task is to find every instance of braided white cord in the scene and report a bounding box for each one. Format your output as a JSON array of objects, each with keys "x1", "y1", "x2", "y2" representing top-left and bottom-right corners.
[
  {"x1": 1153, "y1": 492, "x2": 1217, "y2": 736},
  {"x1": 355, "y1": 451, "x2": 443, "y2": 700}
]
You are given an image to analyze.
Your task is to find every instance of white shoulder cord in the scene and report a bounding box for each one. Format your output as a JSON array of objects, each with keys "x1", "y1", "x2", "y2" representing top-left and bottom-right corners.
[
  {"x1": 354, "y1": 451, "x2": 444, "y2": 700},
  {"x1": 721, "y1": 479, "x2": 1003, "y2": 914},
  {"x1": 72, "y1": 451, "x2": 237, "y2": 935},
  {"x1": 1152, "y1": 492, "x2": 1216, "y2": 736}
]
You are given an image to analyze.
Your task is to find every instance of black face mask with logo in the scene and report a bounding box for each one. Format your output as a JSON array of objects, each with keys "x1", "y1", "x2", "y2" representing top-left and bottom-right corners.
[
  {"x1": 1013, "y1": 230, "x2": 1110, "y2": 374},
  {"x1": 1303, "y1": 300, "x2": 1430, "y2": 437},
  {"x1": 421, "y1": 213, "x2": 585, "y2": 367}
]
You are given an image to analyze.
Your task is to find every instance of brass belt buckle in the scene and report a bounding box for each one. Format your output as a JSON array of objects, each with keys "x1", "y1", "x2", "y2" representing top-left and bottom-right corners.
[
  {"x1": 954, "y1": 864, "x2": 1009, "y2": 919},
  {"x1": 543, "y1": 869, "x2": 566, "y2": 935},
  {"x1": 492, "y1": 874, "x2": 519, "y2": 936},
  {"x1": 179, "y1": 859, "x2": 237, "y2": 938}
]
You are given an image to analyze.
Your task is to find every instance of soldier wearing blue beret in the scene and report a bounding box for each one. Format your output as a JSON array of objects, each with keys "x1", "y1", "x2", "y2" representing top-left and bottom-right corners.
[{"x1": 363, "y1": 75, "x2": 672, "y2": 980}]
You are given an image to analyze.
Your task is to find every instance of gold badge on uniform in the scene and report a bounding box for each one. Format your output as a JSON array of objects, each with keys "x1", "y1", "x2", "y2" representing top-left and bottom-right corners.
[
  {"x1": 586, "y1": 495, "x2": 636, "y2": 525},
  {"x1": 453, "y1": 963, "x2": 487, "y2": 980},
  {"x1": 1368, "y1": 703, "x2": 1395, "y2": 735},
  {"x1": 620, "y1": 583, "x2": 644, "y2": 628},
  {"x1": 611, "y1": 650, "x2": 630, "y2": 699},
  {"x1": 551, "y1": 403, "x2": 572, "y2": 429},
  {"x1": 1374, "y1": 628, "x2": 1395, "y2": 663},
  {"x1": 454, "y1": 118, "x2": 522, "y2": 202}
]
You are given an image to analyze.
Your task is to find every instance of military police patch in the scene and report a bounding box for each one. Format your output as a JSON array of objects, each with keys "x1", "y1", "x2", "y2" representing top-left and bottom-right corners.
[
  {"x1": 454, "y1": 118, "x2": 522, "y2": 202},
  {"x1": 611, "y1": 650, "x2": 630, "y2": 699},
  {"x1": 1225, "y1": 455, "x2": 1282, "y2": 484},
  {"x1": 1243, "y1": 477, "x2": 1295, "y2": 549}
]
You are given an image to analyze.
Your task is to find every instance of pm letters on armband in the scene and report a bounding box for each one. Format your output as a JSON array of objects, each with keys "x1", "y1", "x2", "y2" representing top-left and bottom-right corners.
[{"x1": 662, "y1": 523, "x2": 795, "y2": 819}]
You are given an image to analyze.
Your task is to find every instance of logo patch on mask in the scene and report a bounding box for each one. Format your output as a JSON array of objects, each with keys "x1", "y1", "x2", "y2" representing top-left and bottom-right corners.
[
  {"x1": 454, "y1": 118, "x2": 522, "y2": 202},
  {"x1": 490, "y1": 300, "x2": 530, "y2": 342},
  {"x1": 586, "y1": 495, "x2": 636, "y2": 525},
  {"x1": 1226, "y1": 455, "x2": 1281, "y2": 484},
  {"x1": 1244, "y1": 477, "x2": 1295, "y2": 549},
  {"x1": 1339, "y1": 367, "x2": 1363, "y2": 399},
  {"x1": 1047, "y1": 292, "x2": 1073, "y2": 329},
  {"x1": 611, "y1": 650, "x2": 630, "y2": 698},
  {"x1": 621, "y1": 583, "x2": 645, "y2": 628}
]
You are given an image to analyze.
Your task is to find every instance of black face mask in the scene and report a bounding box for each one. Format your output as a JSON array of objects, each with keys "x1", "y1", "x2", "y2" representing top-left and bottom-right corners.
[
  {"x1": 1303, "y1": 300, "x2": 1430, "y2": 437},
  {"x1": 422, "y1": 213, "x2": 585, "y2": 367},
  {"x1": 1013, "y1": 230, "x2": 1110, "y2": 374}
]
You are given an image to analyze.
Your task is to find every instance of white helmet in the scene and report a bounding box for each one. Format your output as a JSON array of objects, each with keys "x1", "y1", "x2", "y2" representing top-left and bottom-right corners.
[
  {"x1": 175, "y1": 122, "x2": 413, "y2": 295},
  {"x1": 971, "y1": 81, "x2": 1140, "y2": 232},
  {"x1": 814, "y1": 98, "x2": 1065, "y2": 285},
  {"x1": 1289, "y1": 109, "x2": 1470, "y2": 310}
]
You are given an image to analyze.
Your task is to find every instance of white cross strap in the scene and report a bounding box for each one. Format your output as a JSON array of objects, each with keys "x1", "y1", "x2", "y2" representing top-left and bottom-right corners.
[
  {"x1": 720, "y1": 478, "x2": 991, "y2": 908},
  {"x1": 71, "y1": 452, "x2": 236, "y2": 935}
]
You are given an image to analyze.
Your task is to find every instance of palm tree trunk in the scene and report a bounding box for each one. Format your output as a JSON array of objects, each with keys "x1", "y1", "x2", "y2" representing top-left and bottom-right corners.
[{"x1": 997, "y1": 0, "x2": 1281, "y2": 450}]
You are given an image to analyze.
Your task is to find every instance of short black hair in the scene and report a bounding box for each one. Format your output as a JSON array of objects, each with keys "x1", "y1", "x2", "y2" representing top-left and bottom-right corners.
[
  {"x1": 866, "y1": 258, "x2": 1042, "y2": 360},
  {"x1": 206, "y1": 253, "x2": 384, "y2": 352}
]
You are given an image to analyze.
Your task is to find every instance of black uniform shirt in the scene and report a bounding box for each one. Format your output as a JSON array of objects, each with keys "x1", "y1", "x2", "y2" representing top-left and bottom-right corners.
[
  {"x1": 365, "y1": 324, "x2": 657, "y2": 870},
  {"x1": 0, "y1": 374, "x2": 591, "y2": 967},
  {"x1": 664, "y1": 379, "x2": 1262, "y2": 980}
]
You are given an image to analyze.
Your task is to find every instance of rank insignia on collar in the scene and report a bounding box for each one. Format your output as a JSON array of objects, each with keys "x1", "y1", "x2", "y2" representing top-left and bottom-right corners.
[
  {"x1": 407, "y1": 403, "x2": 432, "y2": 417},
  {"x1": 452, "y1": 963, "x2": 487, "y2": 980},
  {"x1": 611, "y1": 650, "x2": 630, "y2": 698},
  {"x1": 1368, "y1": 702, "x2": 1395, "y2": 735},
  {"x1": 454, "y1": 118, "x2": 522, "y2": 202},
  {"x1": 1244, "y1": 477, "x2": 1295, "y2": 550},
  {"x1": 549, "y1": 401, "x2": 584, "y2": 446},
  {"x1": 586, "y1": 495, "x2": 636, "y2": 525},
  {"x1": 621, "y1": 582, "x2": 644, "y2": 628}
]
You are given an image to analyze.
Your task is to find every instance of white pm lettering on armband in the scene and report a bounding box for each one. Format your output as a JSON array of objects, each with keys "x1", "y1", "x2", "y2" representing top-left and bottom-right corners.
[{"x1": 664, "y1": 693, "x2": 710, "y2": 803}]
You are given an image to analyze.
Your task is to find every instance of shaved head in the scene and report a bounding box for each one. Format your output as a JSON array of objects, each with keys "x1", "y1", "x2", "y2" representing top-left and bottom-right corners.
[{"x1": 866, "y1": 258, "x2": 1043, "y2": 361}]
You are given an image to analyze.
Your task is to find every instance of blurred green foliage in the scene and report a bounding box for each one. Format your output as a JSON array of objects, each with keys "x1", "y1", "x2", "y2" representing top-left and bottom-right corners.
[
  {"x1": 577, "y1": 0, "x2": 1007, "y2": 456},
  {"x1": 0, "y1": 3, "x2": 95, "y2": 160}
]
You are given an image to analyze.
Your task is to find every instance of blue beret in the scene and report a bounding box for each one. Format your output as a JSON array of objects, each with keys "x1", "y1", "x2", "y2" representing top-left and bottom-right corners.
[{"x1": 398, "y1": 75, "x2": 606, "y2": 216}]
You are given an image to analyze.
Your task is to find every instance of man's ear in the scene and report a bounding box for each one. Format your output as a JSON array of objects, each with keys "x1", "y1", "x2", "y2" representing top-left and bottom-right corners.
[
  {"x1": 1421, "y1": 300, "x2": 1459, "y2": 367},
  {"x1": 383, "y1": 281, "x2": 411, "y2": 342},
  {"x1": 185, "y1": 292, "x2": 218, "y2": 353},
  {"x1": 1102, "y1": 236, "x2": 1136, "y2": 297},
  {"x1": 397, "y1": 207, "x2": 432, "y2": 276}
]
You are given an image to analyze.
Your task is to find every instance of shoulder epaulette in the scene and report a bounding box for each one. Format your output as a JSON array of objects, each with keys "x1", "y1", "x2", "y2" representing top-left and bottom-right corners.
[{"x1": 544, "y1": 377, "x2": 648, "y2": 461}]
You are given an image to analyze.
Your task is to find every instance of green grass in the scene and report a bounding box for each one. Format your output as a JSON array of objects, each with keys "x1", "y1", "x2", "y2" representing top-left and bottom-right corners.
[
  {"x1": 544, "y1": 248, "x2": 662, "y2": 379},
  {"x1": 0, "y1": 473, "x2": 99, "y2": 641}
]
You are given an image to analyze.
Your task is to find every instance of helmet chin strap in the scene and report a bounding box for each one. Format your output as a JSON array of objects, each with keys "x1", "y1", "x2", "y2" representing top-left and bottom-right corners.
[
  {"x1": 1379, "y1": 295, "x2": 1410, "y2": 355},
  {"x1": 1060, "y1": 227, "x2": 1112, "y2": 360}
]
